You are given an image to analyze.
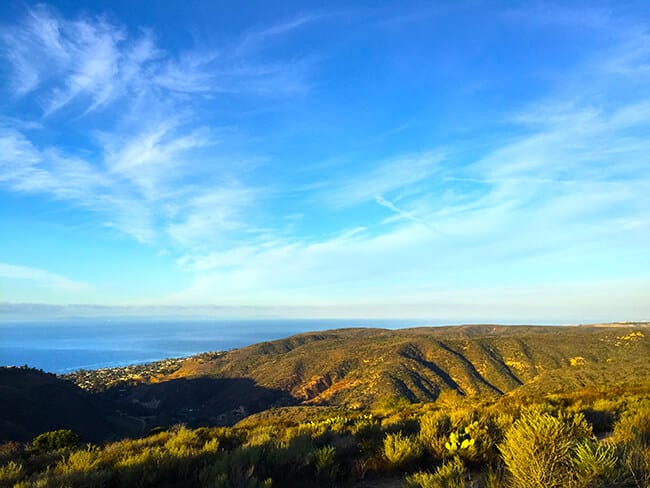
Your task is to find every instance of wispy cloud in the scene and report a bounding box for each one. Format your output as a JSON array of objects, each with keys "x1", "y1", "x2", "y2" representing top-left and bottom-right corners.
[
  {"x1": 1, "y1": 3, "x2": 649, "y2": 319},
  {"x1": 170, "y1": 16, "x2": 650, "y2": 309},
  {"x1": 0, "y1": 6, "x2": 318, "y2": 248},
  {"x1": 0, "y1": 263, "x2": 92, "y2": 293},
  {"x1": 374, "y1": 195, "x2": 437, "y2": 230},
  {"x1": 1, "y1": 5, "x2": 315, "y2": 113},
  {"x1": 324, "y1": 151, "x2": 445, "y2": 208}
]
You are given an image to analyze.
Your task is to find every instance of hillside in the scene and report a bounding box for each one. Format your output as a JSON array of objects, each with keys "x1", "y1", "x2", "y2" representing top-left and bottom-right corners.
[
  {"x1": 160, "y1": 324, "x2": 650, "y2": 407},
  {"x1": 3, "y1": 323, "x2": 649, "y2": 442},
  {"x1": 0, "y1": 367, "x2": 137, "y2": 442}
]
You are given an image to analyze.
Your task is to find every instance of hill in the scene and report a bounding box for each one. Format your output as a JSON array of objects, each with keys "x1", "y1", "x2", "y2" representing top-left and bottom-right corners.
[
  {"x1": 3, "y1": 323, "x2": 649, "y2": 441},
  {"x1": 0, "y1": 367, "x2": 137, "y2": 442},
  {"x1": 159, "y1": 324, "x2": 650, "y2": 407}
]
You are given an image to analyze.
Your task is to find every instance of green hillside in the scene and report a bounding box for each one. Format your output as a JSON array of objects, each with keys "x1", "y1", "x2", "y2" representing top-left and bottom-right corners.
[{"x1": 155, "y1": 324, "x2": 650, "y2": 407}]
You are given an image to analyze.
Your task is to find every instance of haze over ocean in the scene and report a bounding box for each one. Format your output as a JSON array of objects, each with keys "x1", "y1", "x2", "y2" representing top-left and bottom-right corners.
[{"x1": 0, "y1": 319, "x2": 436, "y2": 373}]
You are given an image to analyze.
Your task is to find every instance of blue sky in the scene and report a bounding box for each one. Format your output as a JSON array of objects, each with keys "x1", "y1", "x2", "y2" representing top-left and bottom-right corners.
[{"x1": 1, "y1": 1, "x2": 649, "y2": 322}]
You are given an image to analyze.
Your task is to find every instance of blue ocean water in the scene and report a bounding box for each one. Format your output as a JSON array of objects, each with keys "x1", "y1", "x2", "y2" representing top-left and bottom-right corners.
[{"x1": 0, "y1": 319, "x2": 435, "y2": 373}]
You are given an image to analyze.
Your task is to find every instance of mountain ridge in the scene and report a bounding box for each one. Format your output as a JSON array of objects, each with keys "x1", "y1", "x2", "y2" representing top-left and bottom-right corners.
[{"x1": 2, "y1": 323, "x2": 649, "y2": 441}]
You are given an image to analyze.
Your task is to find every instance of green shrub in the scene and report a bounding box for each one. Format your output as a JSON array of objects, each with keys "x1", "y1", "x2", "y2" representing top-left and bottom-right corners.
[
  {"x1": 245, "y1": 426, "x2": 277, "y2": 447},
  {"x1": 419, "y1": 412, "x2": 452, "y2": 459},
  {"x1": 165, "y1": 426, "x2": 202, "y2": 456},
  {"x1": 199, "y1": 446, "x2": 268, "y2": 488},
  {"x1": 382, "y1": 417, "x2": 420, "y2": 436},
  {"x1": 265, "y1": 435, "x2": 314, "y2": 481},
  {"x1": 612, "y1": 407, "x2": 650, "y2": 447},
  {"x1": 314, "y1": 445, "x2": 338, "y2": 482},
  {"x1": 203, "y1": 437, "x2": 220, "y2": 453},
  {"x1": 617, "y1": 440, "x2": 650, "y2": 488},
  {"x1": 383, "y1": 432, "x2": 423, "y2": 468},
  {"x1": 499, "y1": 409, "x2": 593, "y2": 488},
  {"x1": 30, "y1": 429, "x2": 80, "y2": 453},
  {"x1": 404, "y1": 456, "x2": 467, "y2": 488},
  {"x1": 55, "y1": 448, "x2": 102, "y2": 474},
  {"x1": 571, "y1": 440, "x2": 619, "y2": 488},
  {"x1": 0, "y1": 460, "x2": 24, "y2": 485},
  {"x1": 483, "y1": 465, "x2": 507, "y2": 488}
]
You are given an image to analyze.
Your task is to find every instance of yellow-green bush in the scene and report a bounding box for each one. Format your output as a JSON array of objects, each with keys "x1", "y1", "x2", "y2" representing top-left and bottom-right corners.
[
  {"x1": 499, "y1": 409, "x2": 593, "y2": 488},
  {"x1": 612, "y1": 405, "x2": 650, "y2": 446},
  {"x1": 404, "y1": 456, "x2": 467, "y2": 488},
  {"x1": 571, "y1": 440, "x2": 619, "y2": 488},
  {"x1": 0, "y1": 460, "x2": 24, "y2": 485},
  {"x1": 314, "y1": 445, "x2": 338, "y2": 482},
  {"x1": 55, "y1": 448, "x2": 102, "y2": 474},
  {"x1": 383, "y1": 432, "x2": 423, "y2": 468},
  {"x1": 419, "y1": 411, "x2": 452, "y2": 459}
]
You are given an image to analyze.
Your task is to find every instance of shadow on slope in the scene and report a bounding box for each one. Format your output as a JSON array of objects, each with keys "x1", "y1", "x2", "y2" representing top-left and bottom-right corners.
[
  {"x1": 0, "y1": 367, "x2": 117, "y2": 442},
  {"x1": 100, "y1": 377, "x2": 296, "y2": 433}
]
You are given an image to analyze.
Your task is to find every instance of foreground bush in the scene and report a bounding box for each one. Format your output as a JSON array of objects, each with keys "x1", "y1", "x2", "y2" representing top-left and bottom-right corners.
[
  {"x1": 2, "y1": 389, "x2": 649, "y2": 488},
  {"x1": 383, "y1": 432, "x2": 423, "y2": 468},
  {"x1": 419, "y1": 412, "x2": 451, "y2": 459},
  {"x1": 404, "y1": 457, "x2": 467, "y2": 488},
  {"x1": 499, "y1": 409, "x2": 592, "y2": 488}
]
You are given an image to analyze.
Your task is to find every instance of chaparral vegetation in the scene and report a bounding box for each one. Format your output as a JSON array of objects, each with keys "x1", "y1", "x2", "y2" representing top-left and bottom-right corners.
[{"x1": 1, "y1": 325, "x2": 649, "y2": 487}]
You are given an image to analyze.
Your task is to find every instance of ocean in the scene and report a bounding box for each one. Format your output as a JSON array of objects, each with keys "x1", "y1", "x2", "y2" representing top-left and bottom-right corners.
[{"x1": 0, "y1": 319, "x2": 435, "y2": 373}]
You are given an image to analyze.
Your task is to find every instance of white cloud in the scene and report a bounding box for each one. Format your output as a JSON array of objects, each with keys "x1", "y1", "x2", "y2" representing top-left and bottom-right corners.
[
  {"x1": 169, "y1": 34, "x2": 650, "y2": 309},
  {"x1": 0, "y1": 4, "x2": 648, "y2": 320},
  {"x1": 0, "y1": 7, "x2": 318, "y2": 247},
  {"x1": 325, "y1": 151, "x2": 445, "y2": 208},
  {"x1": 0, "y1": 263, "x2": 92, "y2": 293},
  {"x1": 167, "y1": 185, "x2": 259, "y2": 248},
  {"x1": 1, "y1": 5, "x2": 314, "y2": 114}
]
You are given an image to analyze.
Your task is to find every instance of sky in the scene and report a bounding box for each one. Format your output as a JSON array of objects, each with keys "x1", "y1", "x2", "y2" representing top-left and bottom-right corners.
[{"x1": 0, "y1": 1, "x2": 649, "y2": 323}]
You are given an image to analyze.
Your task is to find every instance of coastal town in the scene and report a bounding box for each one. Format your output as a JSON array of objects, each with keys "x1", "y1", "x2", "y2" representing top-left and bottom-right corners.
[{"x1": 60, "y1": 352, "x2": 225, "y2": 391}]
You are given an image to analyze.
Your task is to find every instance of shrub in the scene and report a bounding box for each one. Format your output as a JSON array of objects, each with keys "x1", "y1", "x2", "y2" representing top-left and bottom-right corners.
[
  {"x1": 165, "y1": 426, "x2": 202, "y2": 455},
  {"x1": 483, "y1": 465, "x2": 507, "y2": 488},
  {"x1": 571, "y1": 440, "x2": 619, "y2": 488},
  {"x1": 499, "y1": 409, "x2": 592, "y2": 488},
  {"x1": 245, "y1": 426, "x2": 277, "y2": 447},
  {"x1": 30, "y1": 429, "x2": 80, "y2": 453},
  {"x1": 199, "y1": 446, "x2": 268, "y2": 488},
  {"x1": 0, "y1": 442, "x2": 24, "y2": 466},
  {"x1": 419, "y1": 412, "x2": 452, "y2": 459},
  {"x1": 613, "y1": 439, "x2": 650, "y2": 488},
  {"x1": 314, "y1": 445, "x2": 338, "y2": 482},
  {"x1": 55, "y1": 448, "x2": 102, "y2": 474},
  {"x1": 404, "y1": 457, "x2": 467, "y2": 488},
  {"x1": 383, "y1": 432, "x2": 423, "y2": 468},
  {"x1": 612, "y1": 407, "x2": 650, "y2": 447},
  {"x1": 203, "y1": 437, "x2": 221, "y2": 453},
  {"x1": 0, "y1": 461, "x2": 24, "y2": 485},
  {"x1": 265, "y1": 435, "x2": 314, "y2": 481}
]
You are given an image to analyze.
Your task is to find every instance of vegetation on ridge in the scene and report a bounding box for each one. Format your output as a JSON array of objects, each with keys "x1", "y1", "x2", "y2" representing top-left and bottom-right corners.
[
  {"x1": 1, "y1": 324, "x2": 649, "y2": 486},
  {"x1": 0, "y1": 386, "x2": 649, "y2": 487}
]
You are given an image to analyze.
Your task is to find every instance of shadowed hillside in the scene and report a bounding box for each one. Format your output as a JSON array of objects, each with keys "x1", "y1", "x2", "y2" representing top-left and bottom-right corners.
[{"x1": 0, "y1": 367, "x2": 129, "y2": 442}]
